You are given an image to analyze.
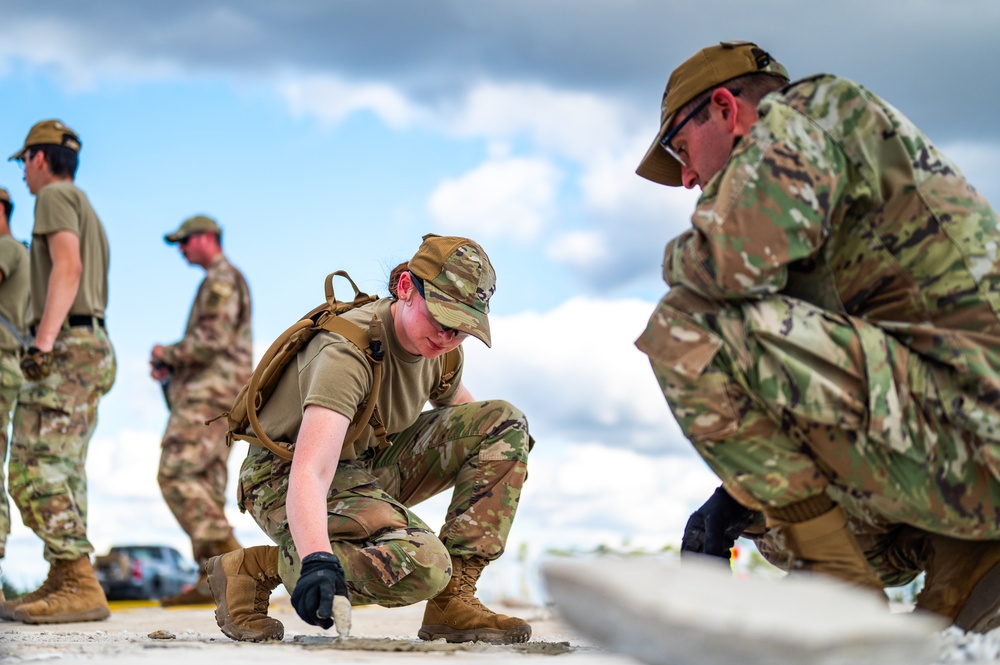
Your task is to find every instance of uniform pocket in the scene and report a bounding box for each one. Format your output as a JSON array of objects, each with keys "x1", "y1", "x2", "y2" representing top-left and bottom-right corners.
[
  {"x1": 636, "y1": 301, "x2": 741, "y2": 442},
  {"x1": 328, "y1": 491, "x2": 410, "y2": 540}
]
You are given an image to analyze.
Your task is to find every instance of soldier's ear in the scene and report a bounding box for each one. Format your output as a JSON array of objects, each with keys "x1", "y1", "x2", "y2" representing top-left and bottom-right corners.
[
  {"x1": 397, "y1": 271, "x2": 415, "y2": 301},
  {"x1": 710, "y1": 88, "x2": 740, "y2": 133}
]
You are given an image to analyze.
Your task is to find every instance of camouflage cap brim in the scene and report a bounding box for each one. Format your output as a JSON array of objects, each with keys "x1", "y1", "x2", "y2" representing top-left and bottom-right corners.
[{"x1": 423, "y1": 280, "x2": 492, "y2": 348}]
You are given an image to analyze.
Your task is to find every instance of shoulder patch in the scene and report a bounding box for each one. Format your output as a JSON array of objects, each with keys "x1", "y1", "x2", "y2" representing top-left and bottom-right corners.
[{"x1": 209, "y1": 281, "x2": 234, "y2": 299}]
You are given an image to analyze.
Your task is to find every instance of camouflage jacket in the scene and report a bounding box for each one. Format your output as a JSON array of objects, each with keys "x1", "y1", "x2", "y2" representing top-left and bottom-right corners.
[
  {"x1": 663, "y1": 74, "x2": 1000, "y2": 440},
  {"x1": 162, "y1": 254, "x2": 252, "y2": 409}
]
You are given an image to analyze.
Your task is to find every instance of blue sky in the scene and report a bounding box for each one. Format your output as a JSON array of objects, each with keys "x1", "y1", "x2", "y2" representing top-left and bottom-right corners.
[{"x1": 2, "y1": 1, "x2": 999, "y2": 598}]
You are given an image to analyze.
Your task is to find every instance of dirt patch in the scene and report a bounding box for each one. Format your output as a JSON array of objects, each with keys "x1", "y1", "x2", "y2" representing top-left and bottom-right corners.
[{"x1": 294, "y1": 634, "x2": 574, "y2": 654}]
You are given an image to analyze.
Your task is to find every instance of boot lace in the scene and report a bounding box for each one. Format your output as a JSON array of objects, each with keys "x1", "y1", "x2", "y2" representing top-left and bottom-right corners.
[
  {"x1": 456, "y1": 558, "x2": 489, "y2": 612},
  {"x1": 253, "y1": 573, "x2": 280, "y2": 614}
]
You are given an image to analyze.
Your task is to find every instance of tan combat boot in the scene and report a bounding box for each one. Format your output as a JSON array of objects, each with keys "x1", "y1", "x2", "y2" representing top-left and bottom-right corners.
[
  {"x1": 161, "y1": 534, "x2": 242, "y2": 607},
  {"x1": 0, "y1": 561, "x2": 63, "y2": 621},
  {"x1": 766, "y1": 499, "x2": 884, "y2": 592},
  {"x1": 206, "y1": 545, "x2": 283, "y2": 642},
  {"x1": 419, "y1": 555, "x2": 531, "y2": 644},
  {"x1": 13, "y1": 556, "x2": 110, "y2": 624},
  {"x1": 888, "y1": 526, "x2": 1000, "y2": 632}
]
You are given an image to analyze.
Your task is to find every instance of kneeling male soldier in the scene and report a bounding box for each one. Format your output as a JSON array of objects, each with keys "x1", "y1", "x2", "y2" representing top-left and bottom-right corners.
[
  {"x1": 634, "y1": 41, "x2": 1000, "y2": 631},
  {"x1": 151, "y1": 214, "x2": 252, "y2": 606},
  {"x1": 207, "y1": 235, "x2": 533, "y2": 643}
]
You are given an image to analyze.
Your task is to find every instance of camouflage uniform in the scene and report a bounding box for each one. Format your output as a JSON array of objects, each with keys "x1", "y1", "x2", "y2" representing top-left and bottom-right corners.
[
  {"x1": 158, "y1": 253, "x2": 252, "y2": 549},
  {"x1": 0, "y1": 354, "x2": 22, "y2": 559},
  {"x1": 8, "y1": 177, "x2": 114, "y2": 564},
  {"x1": 240, "y1": 399, "x2": 531, "y2": 604},
  {"x1": 636, "y1": 75, "x2": 1000, "y2": 582},
  {"x1": 0, "y1": 232, "x2": 28, "y2": 559},
  {"x1": 9, "y1": 328, "x2": 115, "y2": 561}
]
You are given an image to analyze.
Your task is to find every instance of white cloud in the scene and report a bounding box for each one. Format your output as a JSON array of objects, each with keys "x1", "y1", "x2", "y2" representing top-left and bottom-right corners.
[
  {"x1": 464, "y1": 295, "x2": 686, "y2": 454},
  {"x1": 441, "y1": 82, "x2": 636, "y2": 162},
  {"x1": 545, "y1": 230, "x2": 608, "y2": 270},
  {"x1": 519, "y1": 442, "x2": 718, "y2": 544},
  {"x1": 0, "y1": 18, "x2": 184, "y2": 91},
  {"x1": 279, "y1": 74, "x2": 419, "y2": 128},
  {"x1": 427, "y1": 157, "x2": 561, "y2": 240}
]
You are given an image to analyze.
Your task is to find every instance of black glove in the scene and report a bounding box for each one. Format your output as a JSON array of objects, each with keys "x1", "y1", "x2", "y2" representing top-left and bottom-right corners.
[
  {"x1": 681, "y1": 485, "x2": 756, "y2": 561},
  {"x1": 21, "y1": 346, "x2": 53, "y2": 381},
  {"x1": 291, "y1": 552, "x2": 350, "y2": 630}
]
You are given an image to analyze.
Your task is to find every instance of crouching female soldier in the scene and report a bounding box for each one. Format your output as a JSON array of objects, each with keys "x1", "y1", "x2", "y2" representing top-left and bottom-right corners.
[{"x1": 206, "y1": 234, "x2": 532, "y2": 644}]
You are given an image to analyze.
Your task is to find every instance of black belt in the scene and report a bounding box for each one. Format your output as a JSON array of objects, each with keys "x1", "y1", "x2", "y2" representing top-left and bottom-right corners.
[
  {"x1": 29, "y1": 316, "x2": 105, "y2": 336},
  {"x1": 67, "y1": 315, "x2": 105, "y2": 328}
]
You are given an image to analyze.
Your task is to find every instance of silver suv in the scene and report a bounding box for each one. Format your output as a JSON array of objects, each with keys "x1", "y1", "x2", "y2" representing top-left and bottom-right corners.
[{"x1": 95, "y1": 545, "x2": 200, "y2": 601}]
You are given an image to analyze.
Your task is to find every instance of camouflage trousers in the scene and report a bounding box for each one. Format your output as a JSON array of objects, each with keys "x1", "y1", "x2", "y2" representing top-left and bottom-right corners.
[
  {"x1": 158, "y1": 398, "x2": 236, "y2": 554},
  {"x1": 0, "y1": 351, "x2": 24, "y2": 558},
  {"x1": 637, "y1": 287, "x2": 1000, "y2": 580},
  {"x1": 8, "y1": 327, "x2": 116, "y2": 562},
  {"x1": 239, "y1": 399, "x2": 531, "y2": 607}
]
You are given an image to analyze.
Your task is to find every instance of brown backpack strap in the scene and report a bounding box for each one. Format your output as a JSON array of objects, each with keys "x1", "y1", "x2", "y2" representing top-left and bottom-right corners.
[
  {"x1": 323, "y1": 312, "x2": 390, "y2": 451},
  {"x1": 438, "y1": 347, "x2": 460, "y2": 393},
  {"x1": 244, "y1": 317, "x2": 315, "y2": 461},
  {"x1": 232, "y1": 432, "x2": 294, "y2": 461}
]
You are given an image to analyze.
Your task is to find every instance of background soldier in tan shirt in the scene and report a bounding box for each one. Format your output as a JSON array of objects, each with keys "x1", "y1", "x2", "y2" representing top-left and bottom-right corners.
[
  {"x1": 151, "y1": 215, "x2": 252, "y2": 606},
  {"x1": 2, "y1": 120, "x2": 116, "y2": 625},
  {"x1": 0, "y1": 187, "x2": 29, "y2": 604}
]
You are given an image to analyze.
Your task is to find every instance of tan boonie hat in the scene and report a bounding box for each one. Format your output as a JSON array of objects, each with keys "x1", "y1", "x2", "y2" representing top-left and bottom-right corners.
[
  {"x1": 0, "y1": 187, "x2": 9, "y2": 205},
  {"x1": 164, "y1": 214, "x2": 222, "y2": 244},
  {"x1": 9, "y1": 119, "x2": 82, "y2": 161},
  {"x1": 636, "y1": 41, "x2": 789, "y2": 187},
  {"x1": 408, "y1": 233, "x2": 496, "y2": 347}
]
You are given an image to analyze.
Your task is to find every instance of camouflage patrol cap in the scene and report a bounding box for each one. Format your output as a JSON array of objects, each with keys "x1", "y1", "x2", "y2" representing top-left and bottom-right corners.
[
  {"x1": 636, "y1": 41, "x2": 789, "y2": 187},
  {"x1": 0, "y1": 187, "x2": 9, "y2": 206},
  {"x1": 408, "y1": 233, "x2": 496, "y2": 347},
  {"x1": 9, "y1": 120, "x2": 82, "y2": 161},
  {"x1": 164, "y1": 214, "x2": 222, "y2": 244}
]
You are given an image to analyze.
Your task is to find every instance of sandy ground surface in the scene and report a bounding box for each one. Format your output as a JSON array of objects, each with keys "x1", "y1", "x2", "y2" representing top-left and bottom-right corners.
[
  {"x1": 4, "y1": 594, "x2": 1000, "y2": 664},
  {"x1": 0, "y1": 597, "x2": 633, "y2": 665}
]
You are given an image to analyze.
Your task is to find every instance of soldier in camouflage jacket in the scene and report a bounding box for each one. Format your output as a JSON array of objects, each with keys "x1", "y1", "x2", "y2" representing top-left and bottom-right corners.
[
  {"x1": 151, "y1": 214, "x2": 251, "y2": 605},
  {"x1": 635, "y1": 41, "x2": 1000, "y2": 631}
]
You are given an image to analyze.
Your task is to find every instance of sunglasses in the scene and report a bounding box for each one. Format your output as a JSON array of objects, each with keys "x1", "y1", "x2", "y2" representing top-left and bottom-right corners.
[
  {"x1": 178, "y1": 233, "x2": 202, "y2": 247},
  {"x1": 659, "y1": 87, "x2": 740, "y2": 168}
]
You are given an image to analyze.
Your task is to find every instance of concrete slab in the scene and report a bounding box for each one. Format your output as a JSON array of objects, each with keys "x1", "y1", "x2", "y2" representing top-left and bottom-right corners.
[{"x1": 543, "y1": 556, "x2": 946, "y2": 665}]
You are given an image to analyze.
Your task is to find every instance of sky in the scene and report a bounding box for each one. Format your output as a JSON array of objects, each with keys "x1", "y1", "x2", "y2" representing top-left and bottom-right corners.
[{"x1": 1, "y1": 1, "x2": 999, "y2": 599}]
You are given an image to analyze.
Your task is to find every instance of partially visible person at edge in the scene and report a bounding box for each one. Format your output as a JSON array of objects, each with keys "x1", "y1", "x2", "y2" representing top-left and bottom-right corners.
[
  {"x1": 634, "y1": 41, "x2": 1000, "y2": 631},
  {"x1": 206, "y1": 234, "x2": 533, "y2": 644},
  {"x1": 0, "y1": 187, "x2": 30, "y2": 604},
  {"x1": 1, "y1": 120, "x2": 115, "y2": 624},
  {"x1": 150, "y1": 214, "x2": 252, "y2": 606}
]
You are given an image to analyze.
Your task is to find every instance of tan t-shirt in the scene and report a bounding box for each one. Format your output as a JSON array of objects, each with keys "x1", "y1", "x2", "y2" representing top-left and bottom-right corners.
[
  {"x1": 29, "y1": 181, "x2": 110, "y2": 325},
  {"x1": 0, "y1": 235, "x2": 29, "y2": 351},
  {"x1": 254, "y1": 297, "x2": 464, "y2": 460}
]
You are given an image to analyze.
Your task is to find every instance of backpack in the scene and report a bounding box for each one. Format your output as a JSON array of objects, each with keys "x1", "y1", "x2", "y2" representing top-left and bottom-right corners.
[{"x1": 217, "y1": 270, "x2": 460, "y2": 461}]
